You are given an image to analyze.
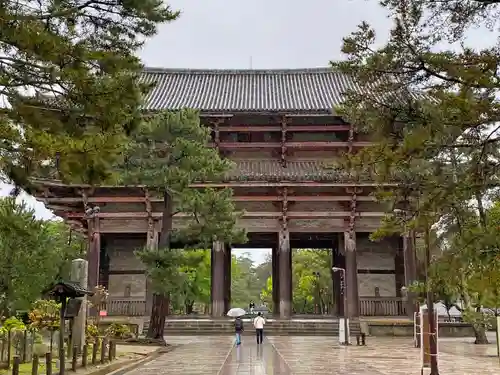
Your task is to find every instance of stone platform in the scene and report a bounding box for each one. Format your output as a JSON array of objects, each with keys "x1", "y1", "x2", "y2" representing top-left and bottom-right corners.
[{"x1": 120, "y1": 334, "x2": 499, "y2": 375}]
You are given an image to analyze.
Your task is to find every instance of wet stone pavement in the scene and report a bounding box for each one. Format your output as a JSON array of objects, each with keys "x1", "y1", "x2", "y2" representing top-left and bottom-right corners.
[{"x1": 122, "y1": 335, "x2": 499, "y2": 375}]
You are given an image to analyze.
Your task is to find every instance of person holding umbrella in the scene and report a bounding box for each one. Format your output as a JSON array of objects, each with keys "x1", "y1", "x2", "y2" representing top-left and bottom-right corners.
[{"x1": 227, "y1": 307, "x2": 246, "y2": 345}]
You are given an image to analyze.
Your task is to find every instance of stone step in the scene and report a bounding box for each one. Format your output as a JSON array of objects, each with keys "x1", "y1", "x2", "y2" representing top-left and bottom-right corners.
[{"x1": 143, "y1": 319, "x2": 361, "y2": 337}]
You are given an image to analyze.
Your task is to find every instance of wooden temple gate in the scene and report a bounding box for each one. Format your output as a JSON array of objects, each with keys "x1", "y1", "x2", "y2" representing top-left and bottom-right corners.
[{"x1": 33, "y1": 68, "x2": 418, "y2": 319}]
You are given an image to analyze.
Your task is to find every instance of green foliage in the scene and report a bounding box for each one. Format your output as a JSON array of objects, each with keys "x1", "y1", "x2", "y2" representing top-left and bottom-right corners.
[
  {"x1": 0, "y1": 0, "x2": 179, "y2": 188},
  {"x1": 120, "y1": 109, "x2": 246, "y2": 247},
  {"x1": 105, "y1": 323, "x2": 133, "y2": 340},
  {"x1": 85, "y1": 323, "x2": 100, "y2": 344},
  {"x1": 28, "y1": 300, "x2": 60, "y2": 331},
  {"x1": 2, "y1": 316, "x2": 26, "y2": 332},
  {"x1": 0, "y1": 198, "x2": 85, "y2": 316}
]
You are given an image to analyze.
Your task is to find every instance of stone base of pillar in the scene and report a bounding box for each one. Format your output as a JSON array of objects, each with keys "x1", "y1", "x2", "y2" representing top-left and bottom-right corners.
[
  {"x1": 279, "y1": 299, "x2": 291, "y2": 319},
  {"x1": 212, "y1": 300, "x2": 225, "y2": 317}
]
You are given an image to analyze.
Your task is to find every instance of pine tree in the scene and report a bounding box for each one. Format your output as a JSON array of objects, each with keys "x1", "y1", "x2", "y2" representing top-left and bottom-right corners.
[
  {"x1": 0, "y1": 1, "x2": 179, "y2": 188},
  {"x1": 333, "y1": 0, "x2": 500, "y2": 354},
  {"x1": 120, "y1": 109, "x2": 246, "y2": 340}
]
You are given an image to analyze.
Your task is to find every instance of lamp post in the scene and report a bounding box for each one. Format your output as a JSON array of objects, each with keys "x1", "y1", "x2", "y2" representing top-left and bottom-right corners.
[{"x1": 332, "y1": 267, "x2": 349, "y2": 345}]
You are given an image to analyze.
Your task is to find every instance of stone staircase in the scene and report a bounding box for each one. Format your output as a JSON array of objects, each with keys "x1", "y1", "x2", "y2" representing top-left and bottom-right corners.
[{"x1": 144, "y1": 318, "x2": 361, "y2": 337}]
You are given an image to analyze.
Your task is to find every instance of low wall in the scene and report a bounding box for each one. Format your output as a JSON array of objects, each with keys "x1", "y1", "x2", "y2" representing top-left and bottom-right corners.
[{"x1": 366, "y1": 320, "x2": 475, "y2": 337}]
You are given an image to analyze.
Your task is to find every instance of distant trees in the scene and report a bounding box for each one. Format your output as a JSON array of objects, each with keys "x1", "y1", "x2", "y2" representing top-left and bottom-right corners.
[{"x1": 0, "y1": 198, "x2": 85, "y2": 317}]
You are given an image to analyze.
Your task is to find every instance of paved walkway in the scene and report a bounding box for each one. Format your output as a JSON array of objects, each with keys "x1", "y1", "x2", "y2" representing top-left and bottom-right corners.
[{"x1": 123, "y1": 335, "x2": 500, "y2": 375}]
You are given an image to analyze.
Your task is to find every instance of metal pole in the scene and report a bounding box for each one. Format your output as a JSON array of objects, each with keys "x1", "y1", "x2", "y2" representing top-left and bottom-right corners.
[{"x1": 342, "y1": 269, "x2": 349, "y2": 345}]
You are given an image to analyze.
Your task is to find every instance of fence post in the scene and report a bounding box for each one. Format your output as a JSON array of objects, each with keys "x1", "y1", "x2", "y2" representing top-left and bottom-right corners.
[
  {"x1": 7, "y1": 330, "x2": 11, "y2": 369},
  {"x1": 107, "y1": 341, "x2": 113, "y2": 362},
  {"x1": 91, "y1": 340, "x2": 98, "y2": 365},
  {"x1": 81, "y1": 345, "x2": 87, "y2": 367},
  {"x1": 71, "y1": 346, "x2": 77, "y2": 372},
  {"x1": 12, "y1": 355, "x2": 20, "y2": 375},
  {"x1": 22, "y1": 330, "x2": 28, "y2": 363},
  {"x1": 100, "y1": 338, "x2": 108, "y2": 364},
  {"x1": 45, "y1": 352, "x2": 52, "y2": 375},
  {"x1": 31, "y1": 354, "x2": 39, "y2": 375}
]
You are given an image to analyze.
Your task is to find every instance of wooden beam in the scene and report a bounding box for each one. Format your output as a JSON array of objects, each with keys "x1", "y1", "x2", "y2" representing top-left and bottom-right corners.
[
  {"x1": 33, "y1": 178, "x2": 392, "y2": 189},
  {"x1": 214, "y1": 125, "x2": 351, "y2": 132},
  {"x1": 61, "y1": 211, "x2": 386, "y2": 219},
  {"x1": 41, "y1": 195, "x2": 378, "y2": 205},
  {"x1": 207, "y1": 141, "x2": 374, "y2": 149}
]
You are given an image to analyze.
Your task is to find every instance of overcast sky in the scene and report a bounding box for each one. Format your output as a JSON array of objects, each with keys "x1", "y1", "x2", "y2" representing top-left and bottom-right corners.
[{"x1": 2, "y1": 0, "x2": 493, "y2": 264}]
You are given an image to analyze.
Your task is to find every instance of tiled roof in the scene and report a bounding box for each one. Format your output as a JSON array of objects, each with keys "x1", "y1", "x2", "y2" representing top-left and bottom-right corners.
[
  {"x1": 140, "y1": 68, "x2": 360, "y2": 113},
  {"x1": 228, "y1": 160, "x2": 343, "y2": 181}
]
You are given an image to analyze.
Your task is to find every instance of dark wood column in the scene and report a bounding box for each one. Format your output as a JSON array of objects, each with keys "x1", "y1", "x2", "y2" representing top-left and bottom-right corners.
[
  {"x1": 145, "y1": 218, "x2": 158, "y2": 316},
  {"x1": 272, "y1": 247, "x2": 280, "y2": 316},
  {"x1": 223, "y1": 245, "x2": 231, "y2": 313},
  {"x1": 211, "y1": 241, "x2": 226, "y2": 317},
  {"x1": 278, "y1": 228, "x2": 292, "y2": 318},
  {"x1": 344, "y1": 231, "x2": 359, "y2": 317}
]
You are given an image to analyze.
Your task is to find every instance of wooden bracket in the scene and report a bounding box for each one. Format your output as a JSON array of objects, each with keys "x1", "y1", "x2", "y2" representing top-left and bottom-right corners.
[
  {"x1": 280, "y1": 116, "x2": 288, "y2": 168},
  {"x1": 280, "y1": 187, "x2": 289, "y2": 230}
]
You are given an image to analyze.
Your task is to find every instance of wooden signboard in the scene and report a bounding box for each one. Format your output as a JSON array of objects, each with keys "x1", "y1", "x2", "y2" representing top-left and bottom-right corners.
[{"x1": 420, "y1": 306, "x2": 438, "y2": 369}]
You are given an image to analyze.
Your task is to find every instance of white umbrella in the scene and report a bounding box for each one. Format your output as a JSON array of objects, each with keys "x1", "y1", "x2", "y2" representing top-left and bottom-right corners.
[{"x1": 227, "y1": 307, "x2": 246, "y2": 318}]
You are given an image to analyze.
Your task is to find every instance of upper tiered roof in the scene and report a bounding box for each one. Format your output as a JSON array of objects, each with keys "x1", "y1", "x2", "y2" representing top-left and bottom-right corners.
[{"x1": 140, "y1": 67, "x2": 361, "y2": 113}]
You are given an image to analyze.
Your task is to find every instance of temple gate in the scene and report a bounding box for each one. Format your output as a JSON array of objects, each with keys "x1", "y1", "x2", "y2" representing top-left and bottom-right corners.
[{"x1": 33, "y1": 68, "x2": 418, "y2": 319}]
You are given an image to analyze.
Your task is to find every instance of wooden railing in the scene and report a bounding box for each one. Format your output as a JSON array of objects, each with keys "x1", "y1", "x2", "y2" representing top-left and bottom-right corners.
[
  {"x1": 359, "y1": 297, "x2": 406, "y2": 316},
  {"x1": 105, "y1": 298, "x2": 146, "y2": 316}
]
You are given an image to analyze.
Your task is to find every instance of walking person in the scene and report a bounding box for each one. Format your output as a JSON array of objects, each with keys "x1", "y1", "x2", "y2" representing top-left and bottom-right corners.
[
  {"x1": 234, "y1": 316, "x2": 244, "y2": 345},
  {"x1": 253, "y1": 312, "x2": 266, "y2": 344}
]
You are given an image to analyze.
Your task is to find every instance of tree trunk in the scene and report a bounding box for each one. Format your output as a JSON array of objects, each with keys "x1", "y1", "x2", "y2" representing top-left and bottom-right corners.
[
  {"x1": 146, "y1": 192, "x2": 173, "y2": 341},
  {"x1": 147, "y1": 293, "x2": 169, "y2": 340},
  {"x1": 473, "y1": 323, "x2": 489, "y2": 344}
]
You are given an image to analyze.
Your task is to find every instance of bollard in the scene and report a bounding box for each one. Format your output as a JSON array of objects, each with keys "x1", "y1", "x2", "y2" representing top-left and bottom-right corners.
[
  {"x1": 356, "y1": 335, "x2": 360, "y2": 346},
  {"x1": 111, "y1": 341, "x2": 117, "y2": 360},
  {"x1": 71, "y1": 346, "x2": 77, "y2": 371},
  {"x1": 100, "y1": 338, "x2": 108, "y2": 364},
  {"x1": 45, "y1": 353, "x2": 52, "y2": 375},
  {"x1": 82, "y1": 345, "x2": 88, "y2": 367},
  {"x1": 91, "y1": 341, "x2": 98, "y2": 365},
  {"x1": 361, "y1": 332, "x2": 366, "y2": 346},
  {"x1": 12, "y1": 355, "x2": 20, "y2": 375},
  {"x1": 32, "y1": 354, "x2": 39, "y2": 375}
]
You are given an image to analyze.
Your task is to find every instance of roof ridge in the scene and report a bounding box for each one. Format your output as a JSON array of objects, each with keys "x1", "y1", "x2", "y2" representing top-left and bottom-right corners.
[{"x1": 143, "y1": 67, "x2": 339, "y2": 75}]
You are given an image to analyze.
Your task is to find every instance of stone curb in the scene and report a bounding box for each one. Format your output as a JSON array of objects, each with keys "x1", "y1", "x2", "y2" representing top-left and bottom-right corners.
[{"x1": 84, "y1": 346, "x2": 175, "y2": 375}]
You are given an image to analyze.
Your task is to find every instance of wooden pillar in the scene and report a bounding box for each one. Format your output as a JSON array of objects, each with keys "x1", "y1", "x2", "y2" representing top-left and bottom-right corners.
[
  {"x1": 145, "y1": 219, "x2": 158, "y2": 316},
  {"x1": 272, "y1": 247, "x2": 280, "y2": 316},
  {"x1": 278, "y1": 229, "x2": 292, "y2": 318},
  {"x1": 211, "y1": 241, "x2": 226, "y2": 317},
  {"x1": 223, "y1": 245, "x2": 231, "y2": 313},
  {"x1": 344, "y1": 231, "x2": 359, "y2": 317}
]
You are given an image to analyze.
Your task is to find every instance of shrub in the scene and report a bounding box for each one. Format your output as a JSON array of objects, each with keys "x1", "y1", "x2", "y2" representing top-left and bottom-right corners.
[
  {"x1": 105, "y1": 323, "x2": 133, "y2": 340},
  {"x1": 85, "y1": 323, "x2": 100, "y2": 344}
]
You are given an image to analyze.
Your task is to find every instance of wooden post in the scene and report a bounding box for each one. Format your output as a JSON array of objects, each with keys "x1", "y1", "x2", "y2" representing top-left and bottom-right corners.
[
  {"x1": 45, "y1": 352, "x2": 52, "y2": 375},
  {"x1": 31, "y1": 354, "x2": 39, "y2": 375},
  {"x1": 12, "y1": 355, "x2": 20, "y2": 375},
  {"x1": 100, "y1": 338, "x2": 107, "y2": 364},
  {"x1": 22, "y1": 330, "x2": 28, "y2": 363},
  {"x1": 71, "y1": 347, "x2": 77, "y2": 371},
  {"x1": 107, "y1": 342, "x2": 113, "y2": 362},
  {"x1": 1, "y1": 336, "x2": 5, "y2": 362},
  {"x1": 81, "y1": 345, "x2": 87, "y2": 367},
  {"x1": 59, "y1": 297, "x2": 67, "y2": 375},
  {"x1": 91, "y1": 341, "x2": 98, "y2": 365},
  {"x1": 7, "y1": 330, "x2": 11, "y2": 369}
]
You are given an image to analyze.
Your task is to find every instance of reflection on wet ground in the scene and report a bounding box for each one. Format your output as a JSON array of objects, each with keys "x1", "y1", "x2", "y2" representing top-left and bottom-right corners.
[{"x1": 122, "y1": 335, "x2": 500, "y2": 375}]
